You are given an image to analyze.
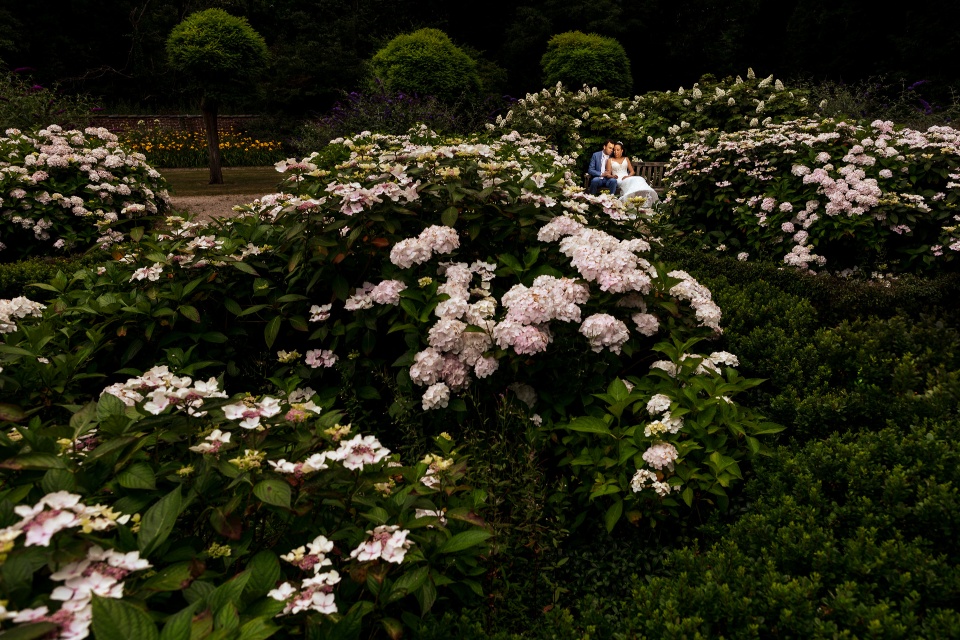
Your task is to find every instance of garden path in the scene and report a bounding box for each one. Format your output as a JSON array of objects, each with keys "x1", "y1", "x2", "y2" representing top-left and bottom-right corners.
[{"x1": 167, "y1": 194, "x2": 252, "y2": 221}]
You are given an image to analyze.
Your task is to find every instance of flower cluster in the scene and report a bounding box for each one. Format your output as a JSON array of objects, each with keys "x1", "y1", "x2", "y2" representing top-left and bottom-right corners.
[
  {"x1": 269, "y1": 535, "x2": 341, "y2": 616},
  {"x1": 101, "y1": 365, "x2": 227, "y2": 416},
  {"x1": 642, "y1": 441, "x2": 679, "y2": 471},
  {"x1": 7, "y1": 545, "x2": 150, "y2": 639},
  {"x1": 630, "y1": 468, "x2": 674, "y2": 497},
  {"x1": 222, "y1": 395, "x2": 283, "y2": 429},
  {"x1": 0, "y1": 491, "x2": 130, "y2": 549},
  {"x1": 349, "y1": 525, "x2": 413, "y2": 564},
  {"x1": 0, "y1": 296, "x2": 45, "y2": 333},
  {"x1": 268, "y1": 521, "x2": 412, "y2": 618},
  {"x1": 389, "y1": 224, "x2": 460, "y2": 268}
]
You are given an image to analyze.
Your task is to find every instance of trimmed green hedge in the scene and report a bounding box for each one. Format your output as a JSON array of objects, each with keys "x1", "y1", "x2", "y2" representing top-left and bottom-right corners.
[
  {"x1": 707, "y1": 278, "x2": 960, "y2": 441},
  {"x1": 0, "y1": 255, "x2": 99, "y2": 299},
  {"x1": 654, "y1": 245, "x2": 960, "y2": 326}
]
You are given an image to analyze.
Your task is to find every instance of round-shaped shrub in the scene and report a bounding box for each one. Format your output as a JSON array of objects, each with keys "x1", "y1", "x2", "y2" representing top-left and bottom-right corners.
[
  {"x1": 540, "y1": 32, "x2": 633, "y2": 98},
  {"x1": 0, "y1": 124, "x2": 170, "y2": 261},
  {"x1": 659, "y1": 117, "x2": 960, "y2": 274},
  {"x1": 370, "y1": 29, "x2": 482, "y2": 104}
]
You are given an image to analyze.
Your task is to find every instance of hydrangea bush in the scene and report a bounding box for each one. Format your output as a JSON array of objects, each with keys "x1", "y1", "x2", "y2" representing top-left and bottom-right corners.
[
  {"x1": 0, "y1": 125, "x2": 170, "y2": 261},
  {"x1": 659, "y1": 117, "x2": 960, "y2": 273},
  {"x1": 494, "y1": 69, "x2": 815, "y2": 162},
  {"x1": 0, "y1": 367, "x2": 489, "y2": 638}
]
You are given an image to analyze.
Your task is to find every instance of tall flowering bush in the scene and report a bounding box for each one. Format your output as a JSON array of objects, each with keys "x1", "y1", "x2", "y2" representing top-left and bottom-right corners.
[
  {"x1": 0, "y1": 365, "x2": 490, "y2": 638},
  {"x1": 659, "y1": 117, "x2": 960, "y2": 273},
  {"x1": 0, "y1": 125, "x2": 170, "y2": 261},
  {"x1": 494, "y1": 69, "x2": 815, "y2": 162}
]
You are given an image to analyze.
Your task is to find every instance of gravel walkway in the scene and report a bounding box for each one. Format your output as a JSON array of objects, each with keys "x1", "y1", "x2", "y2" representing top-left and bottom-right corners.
[{"x1": 167, "y1": 194, "x2": 260, "y2": 221}]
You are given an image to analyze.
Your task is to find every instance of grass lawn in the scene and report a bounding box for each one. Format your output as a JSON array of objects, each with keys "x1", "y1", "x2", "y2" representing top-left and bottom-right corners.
[{"x1": 160, "y1": 166, "x2": 283, "y2": 197}]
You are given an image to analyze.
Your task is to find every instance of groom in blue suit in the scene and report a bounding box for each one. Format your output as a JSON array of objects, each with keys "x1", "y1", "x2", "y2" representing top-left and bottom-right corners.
[{"x1": 587, "y1": 139, "x2": 618, "y2": 195}]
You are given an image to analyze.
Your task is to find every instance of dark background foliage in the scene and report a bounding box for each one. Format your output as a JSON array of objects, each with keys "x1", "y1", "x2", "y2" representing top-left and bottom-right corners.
[{"x1": 2, "y1": 0, "x2": 957, "y2": 116}]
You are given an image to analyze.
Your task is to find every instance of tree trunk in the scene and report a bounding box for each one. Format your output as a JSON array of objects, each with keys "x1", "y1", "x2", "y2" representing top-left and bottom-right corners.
[{"x1": 201, "y1": 96, "x2": 223, "y2": 185}]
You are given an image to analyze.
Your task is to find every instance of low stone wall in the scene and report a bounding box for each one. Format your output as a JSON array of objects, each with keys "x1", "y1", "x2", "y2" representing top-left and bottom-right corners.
[{"x1": 88, "y1": 114, "x2": 261, "y2": 133}]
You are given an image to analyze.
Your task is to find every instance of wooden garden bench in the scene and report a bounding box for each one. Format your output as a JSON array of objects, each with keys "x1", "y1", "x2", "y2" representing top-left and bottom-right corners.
[{"x1": 583, "y1": 160, "x2": 668, "y2": 194}]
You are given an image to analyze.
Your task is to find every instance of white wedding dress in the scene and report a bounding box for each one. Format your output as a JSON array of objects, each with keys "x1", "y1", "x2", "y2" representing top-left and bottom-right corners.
[{"x1": 610, "y1": 158, "x2": 659, "y2": 207}]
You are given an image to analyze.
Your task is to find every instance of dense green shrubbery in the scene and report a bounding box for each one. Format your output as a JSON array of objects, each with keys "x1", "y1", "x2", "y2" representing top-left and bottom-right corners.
[
  {"x1": 654, "y1": 244, "x2": 960, "y2": 326},
  {"x1": 800, "y1": 76, "x2": 960, "y2": 131},
  {"x1": 496, "y1": 69, "x2": 815, "y2": 162},
  {"x1": 432, "y1": 418, "x2": 960, "y2": 639},
  {"x1": 0, "y1": 125, "x2": 170, "y2": 261},
  {"x1": 0, "y1": 255, "x2": 100, "y2": 298},
  {"x1": 540, "y1": 32, "x2": 632, "y2": 97},
  {"x1": 658, "y1": 117, "x2": 960, "y2": 274},
  {"x1": 0, "y1": 69, "x2": 97, "y2": 132},
  {"x1": 370, "y1": 29, "x2": 482, "y2": 104},
  {"x1": 292, "y1": 84, "x2": 505, "y2": 157},
  {"x1": 707, "y1": 278, "x2": 960, "y2": 442},
  {"x1": 610, "y1": 418, "x2": 960, "y2": 638}
]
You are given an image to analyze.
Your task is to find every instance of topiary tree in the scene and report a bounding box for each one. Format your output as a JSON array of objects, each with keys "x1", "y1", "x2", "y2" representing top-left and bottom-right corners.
[
  {"x1": 166, "y1": 8, "x2": 268, "y2": 184},
  {"x1": 541, "y1": 31, "x2": 633, "y2": 96},
  {"x1": 370, "y1": 28, "x2": 482, "y2": 104}
]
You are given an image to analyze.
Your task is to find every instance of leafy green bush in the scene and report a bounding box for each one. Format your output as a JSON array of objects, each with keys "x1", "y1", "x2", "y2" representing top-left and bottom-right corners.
[
  {"x1": 0, "y1": 125, "x2": 170, "y2": 261},
  {"x1": 0, "y1": 69, "x2": 97, "y2": 131},
  {"x1": 659, "y1": 117, "x2": 960, "y2": 274},
  {"x1": 0, "y1": 128, "x2": 786, "y2": 637},
  {"x1": 540, "y1": 32, "x2": 632, "y2": 97},
  {"x1": 610, "y1": 418, "x2": 960, "y2": 638},
  {"x1": 370, "y1": 29, "x2": 482, "y2": 104},
  {"x1": 706, "y1": 277, "x2": 960, "y2": 441},
  {"x1": 166, "y1": 9, "x2": 269, "y2": 103},
  {"x1": 496, "y1": 69, "x2": 815, "y2": 163}
]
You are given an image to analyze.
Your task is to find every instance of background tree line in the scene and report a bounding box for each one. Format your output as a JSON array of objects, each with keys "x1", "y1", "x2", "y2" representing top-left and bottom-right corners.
[{"x1": 1, "y1": 0, "x2": 957, "y2": 115}]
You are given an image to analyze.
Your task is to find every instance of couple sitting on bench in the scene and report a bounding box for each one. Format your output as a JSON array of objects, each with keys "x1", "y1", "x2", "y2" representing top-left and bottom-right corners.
[{"x1": 587, "y1": 139, "x2": 659, "y2": 206}]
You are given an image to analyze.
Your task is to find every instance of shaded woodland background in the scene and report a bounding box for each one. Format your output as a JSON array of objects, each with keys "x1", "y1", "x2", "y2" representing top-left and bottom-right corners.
[{"x1": 2, "y1": 0, "x2": 958, "y2": 115}]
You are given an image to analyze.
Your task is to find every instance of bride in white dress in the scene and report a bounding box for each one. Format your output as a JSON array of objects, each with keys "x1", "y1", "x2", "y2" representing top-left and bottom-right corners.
[{"x1": 606, "y1": 142, "x2": 659, "y2": 207}]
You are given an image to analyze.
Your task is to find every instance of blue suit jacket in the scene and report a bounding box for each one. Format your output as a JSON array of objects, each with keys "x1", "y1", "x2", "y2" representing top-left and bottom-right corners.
[{"x1": 588, "y1": 150, "x2": 607, "y2": 178}]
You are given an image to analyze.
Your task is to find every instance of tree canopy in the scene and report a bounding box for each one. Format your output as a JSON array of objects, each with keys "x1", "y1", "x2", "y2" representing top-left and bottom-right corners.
[
  {"x1": 166, "y1": 8, "x2": 269, "y2": 102},
  {"x1": 541, "y1": 31, "x2": 632, "y2": 95}
]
